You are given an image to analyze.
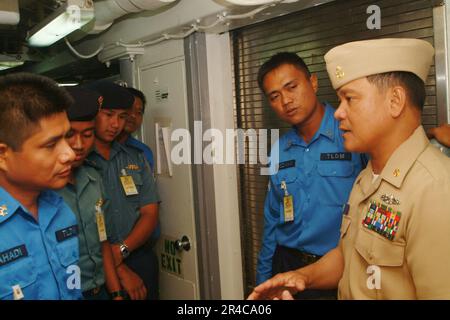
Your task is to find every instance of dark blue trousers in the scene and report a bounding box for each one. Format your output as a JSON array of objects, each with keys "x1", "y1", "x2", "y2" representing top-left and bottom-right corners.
[{"x1": 272, "y1": 245, "x2": 337, "y2": 300}]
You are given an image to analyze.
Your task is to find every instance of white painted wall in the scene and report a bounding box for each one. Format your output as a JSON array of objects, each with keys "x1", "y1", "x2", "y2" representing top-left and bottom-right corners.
[{"x1": 205, "y1": 32, "x2": 244, "y2": 300}]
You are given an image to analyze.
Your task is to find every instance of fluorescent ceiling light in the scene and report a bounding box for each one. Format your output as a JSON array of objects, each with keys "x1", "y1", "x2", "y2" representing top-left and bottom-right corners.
[
  {"x1": 225, "y1": 0, "x2": 299, "y2": 5},
  {"x1": 0, "y1": 54, "x2": 24, "y2": 70},
  {"x1": 58, "y1": 82, "x2": 80, "y2": 87},
  {"x1": 27, "y1": 0, "x2": 94, "y2": 47},
  {"x1": 0, "y1": 61, "x2": 24, "y2": 71},
  {"x1": 0, "y1": 0, "x2": 20, "y2": 25}
]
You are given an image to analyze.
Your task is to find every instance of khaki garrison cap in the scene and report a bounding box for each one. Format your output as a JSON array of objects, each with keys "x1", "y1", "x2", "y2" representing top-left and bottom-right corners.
[{"x1": 324, "y1": 38, "x2": 434, "y2": 89}]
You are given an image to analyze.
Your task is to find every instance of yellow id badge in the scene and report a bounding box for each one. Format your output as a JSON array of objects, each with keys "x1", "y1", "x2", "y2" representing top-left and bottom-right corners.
[
  {"x1": 283, "y1": 195, "x2": 294, "y2": 222},
  {"x1": 120, "y1": 175, "x2": 138, "y2": 196},
  {"x1": 96, "y1": 212, "x2": 107, "y2": 242},
  {"x1": 12, "y1": 285, "x2": 24, "y2": 300}
]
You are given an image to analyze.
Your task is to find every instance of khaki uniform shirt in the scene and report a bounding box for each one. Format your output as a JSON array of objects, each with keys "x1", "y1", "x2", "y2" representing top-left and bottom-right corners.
[{"x1": 338, "y1": 126, "x2": 450, "y2": 299}]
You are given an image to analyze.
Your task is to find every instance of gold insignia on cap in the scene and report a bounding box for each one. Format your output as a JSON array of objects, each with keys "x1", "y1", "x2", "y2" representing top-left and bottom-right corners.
[
  {"x1": 381, "y1": 194, "x2": 400, "y2": 206},
  {"x1": 98, "y1": 96, "x2": 104, "y2": 109},
  {"x1": 335, "y1": 66, "x2": 345, "y2": 79},
  {"x1": 0, "y1": 205, "x2": 8, "y2": 217},
  {"x1": 393, "y1": 168, "x2": 400, "y2": 177}
]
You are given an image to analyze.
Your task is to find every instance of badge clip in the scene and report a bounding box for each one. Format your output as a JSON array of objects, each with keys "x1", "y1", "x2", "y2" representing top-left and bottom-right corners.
[
  {"x1": 120, "y1": 169, "x2": 138, "y2": 196},
  {"x1": 95, "y1": 199, "x2": 107, "y2": 242},
  {"x1": 12, "y1": 285, "x2": 24, "y2": 300},
  {"x1": 281, "y1": 181, "x2": 294, "y2": 223}
]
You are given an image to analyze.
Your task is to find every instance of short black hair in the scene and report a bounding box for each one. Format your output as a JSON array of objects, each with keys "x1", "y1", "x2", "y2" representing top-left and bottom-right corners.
[
  {"x1": 257, "y1": 52, "x2": 311, "y2": 93},
  {"x1": 367, "y1": 71, "x2": 426, "y2": 111},
  {"x1": 126, "y1": 87, "x2": 147, "y2": 113},
  {"x1": 0, "y1": 72, "x2": 73, "y2": 150}
]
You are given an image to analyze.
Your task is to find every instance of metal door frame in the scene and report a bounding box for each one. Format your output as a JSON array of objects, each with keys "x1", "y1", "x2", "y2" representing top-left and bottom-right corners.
[{"x1": 184, "y1": 32, "x2": 222, "y2": 300}]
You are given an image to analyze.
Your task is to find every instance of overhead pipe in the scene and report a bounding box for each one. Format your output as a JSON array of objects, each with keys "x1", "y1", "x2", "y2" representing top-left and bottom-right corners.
[
  {"x1": 0, "y1": 0, "x2": 20, "y2": 25},
  {"x1": 91, "y1": 0, "x2": 176, "y2": 34}
]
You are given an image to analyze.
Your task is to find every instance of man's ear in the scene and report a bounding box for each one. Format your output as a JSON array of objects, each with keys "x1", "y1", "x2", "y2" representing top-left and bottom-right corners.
[
  {"x1": 0, "y1": 143, "x2": 10, "y2": 171},
  {"x1": 310, "y1": 73, "x2": 319, "y2": 93},
  {"x1": 389, "y1": 86, "x2": 407, "y2": 118}
]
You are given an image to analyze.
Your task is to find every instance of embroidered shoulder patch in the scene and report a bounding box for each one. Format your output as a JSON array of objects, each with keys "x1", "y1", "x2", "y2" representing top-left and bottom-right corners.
[{"x1": 126, "y1": 164, "x2": 140, "y2": 170}]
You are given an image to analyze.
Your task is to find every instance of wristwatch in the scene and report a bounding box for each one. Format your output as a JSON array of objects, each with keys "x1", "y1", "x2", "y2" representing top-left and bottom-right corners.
[
  {"x1": 110, "y1": 290, "x2": 127, "y2": 299},
  {"x1": 119, "y1": 242, "x2": 130, "y2": 259}
]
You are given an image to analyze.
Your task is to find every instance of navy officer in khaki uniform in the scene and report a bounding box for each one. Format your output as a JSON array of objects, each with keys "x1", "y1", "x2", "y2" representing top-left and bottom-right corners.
[
  {"x1": 57, "y1": 87, "x2": 124, "y2": 300},
  {"x1": 87, "y1": 81, "x2": 160, "y2": 300},
  {"x1": 249, "y1": 38, "x2": 450, "y2": 300}
]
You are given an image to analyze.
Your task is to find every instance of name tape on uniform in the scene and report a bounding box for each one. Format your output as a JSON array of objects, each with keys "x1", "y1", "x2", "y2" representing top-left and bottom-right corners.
[
  {"x1": 55, "y1": 225, "x2": 78, "y2": 242},
  {"x1": 320, "y1": 152, "x2": 352, "y2": 161},
  {"x1": 0, "y1": 245, "x2": 28, "y2": 267},
  {"x1": 278, "y1": 160, "x2": 295, "y2": 170}
]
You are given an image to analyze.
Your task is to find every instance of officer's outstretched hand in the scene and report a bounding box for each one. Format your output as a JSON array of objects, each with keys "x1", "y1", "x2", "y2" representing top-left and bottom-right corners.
[{"x1": 247, "y1": 270, "x2": 308, "y2": 300}]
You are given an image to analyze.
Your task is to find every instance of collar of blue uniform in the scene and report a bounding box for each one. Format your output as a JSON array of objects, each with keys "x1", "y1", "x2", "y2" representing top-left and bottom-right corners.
[
  {"x1": 113, "y1": 140, "x2": 138, "y2": 157},
  {"x1": 0, "y1": 187, "x2": 21, "y2": 223},
  {"x1": 39, "y1": 190, "x2": 64, "y2": 206},
  {"x1": 83, "y1": 158, "x2": 101, "y2": 170},
  {"x1": 92, "y1": 140, "x2": 136, "y2": 160},
  {"x1": 125, "y1": 134, "x2": 135, "y2": 146},
  {"x1": 283, "y1": 103, "x2": 336, "y2": 151},
  {"x1": 124, "y1": 135, "x2": 148, "y2": 154},
  {"x1": 75, "y1": 164, "x2": 98, "y2": 183},
  {"x1": 68, "y1": 165, "x2": 98, "y2": 196},
  {"x1": 0, "y1": 187, "x2": 62, "y2": 224},
  {"x1": 355, "y1": 125, "x2": 429, "y2": 190}
]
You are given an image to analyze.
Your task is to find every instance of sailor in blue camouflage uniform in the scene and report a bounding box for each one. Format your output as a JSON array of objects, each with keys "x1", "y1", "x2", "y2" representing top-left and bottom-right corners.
[
  {"x1": 86, "y1": 81, "x2": 160, "y2": 300},
  {"x1": 256, "y1": 52, "x2": 365, "y2": 299},
  {"x1": 0, "y1": 72, "x2": 81, "y2": 300}
]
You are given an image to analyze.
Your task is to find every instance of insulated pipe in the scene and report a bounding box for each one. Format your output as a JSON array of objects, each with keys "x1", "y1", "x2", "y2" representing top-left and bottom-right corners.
[
  {"x1": 91, "y1": 0, "x2": 176, "y2": 33},
  {"x1": 0, "y1": 0, "x2": 20, "y2": 25}
]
